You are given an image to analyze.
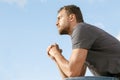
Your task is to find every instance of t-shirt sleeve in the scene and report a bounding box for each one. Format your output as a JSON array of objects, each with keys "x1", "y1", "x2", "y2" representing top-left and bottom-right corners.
[{"x1": 72, "y1": 26, "x2": 98, "y2": 49}]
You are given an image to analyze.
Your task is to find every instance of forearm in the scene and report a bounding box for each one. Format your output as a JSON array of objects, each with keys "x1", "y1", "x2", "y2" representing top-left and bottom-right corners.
[
  {"x1": 54, "y1": 51, "x2": 87, "y2": 77},
  {"x1": 55, "y1": 56, "x2": 86, "y2": 78},
  {"x1": 54, "y1": 53, "x2": 72, "y2": 77},
  {"x1": 54, "y1": 60, "x2": 67, "y2": 80},
  {"x1": 47, "y1": 44, "x2": 87, "y2": 77}
]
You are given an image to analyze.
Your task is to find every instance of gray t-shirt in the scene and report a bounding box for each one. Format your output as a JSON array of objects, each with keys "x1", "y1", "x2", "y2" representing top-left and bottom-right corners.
[{"x1": 71, "y1": 22, "x2": 120, "y2": 76}]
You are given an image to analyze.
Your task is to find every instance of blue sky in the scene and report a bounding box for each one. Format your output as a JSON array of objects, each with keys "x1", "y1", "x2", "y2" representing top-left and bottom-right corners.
[{"x1": 0, "y1": 0, "x2": 120, "y2": 80}]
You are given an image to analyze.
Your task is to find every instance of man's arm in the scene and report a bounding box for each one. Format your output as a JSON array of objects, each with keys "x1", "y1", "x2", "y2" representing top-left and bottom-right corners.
[
  {"x1": 47, "y1": 44, "x2": 67, "y2": 79},
  {"x1": 55, "y1": 60, "x2": 87, "y2": 80},
  {"x1": 54, "y1": 59, "x2": 67, "y2": 80},
  {"x1": 80, "y1": 64, "x2": 87, "y2": 76},
  {"x1": 47, "y1": 44, "x2": 88, "y2": 77},
  {"x1": 54, "y1": 48, "x2": 87, "y2": 77}
]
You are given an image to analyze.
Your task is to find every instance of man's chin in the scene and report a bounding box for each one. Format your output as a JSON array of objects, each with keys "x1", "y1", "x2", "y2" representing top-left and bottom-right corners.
[{"x1": 59, "y1": 31, "x2": 68, "y2": 35}]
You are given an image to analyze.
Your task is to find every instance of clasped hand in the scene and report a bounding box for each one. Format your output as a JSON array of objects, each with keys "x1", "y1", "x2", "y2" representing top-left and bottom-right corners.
[{"x1": 47, "y1": 43, "x2": 62, "y2": 59}]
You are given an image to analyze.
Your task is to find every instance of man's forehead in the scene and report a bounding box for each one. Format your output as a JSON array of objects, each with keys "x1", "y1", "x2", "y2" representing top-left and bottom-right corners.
[
  {"x1": 57, "y1": 9, "x2": 66, "y2": 17},
  {"x1": 57, "y1": 13, "x2": 61, "y2": 18}
]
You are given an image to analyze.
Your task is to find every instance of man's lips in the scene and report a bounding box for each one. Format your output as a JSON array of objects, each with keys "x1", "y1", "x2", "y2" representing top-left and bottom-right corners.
[{"x1": 57, "y1": 25, "x2": 60, "y2": 29}]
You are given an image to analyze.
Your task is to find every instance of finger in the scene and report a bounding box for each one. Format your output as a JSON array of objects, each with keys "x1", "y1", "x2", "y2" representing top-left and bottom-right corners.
[
  {"x1": 54, "y1": 43, "x2": 62, "y2": 53},
  {"x1": 48, "y1": 54, "x2": 55, "y2": 60},
  {"x1": 47, "y1": 45, "x2": 54, "y2": 51},
  {"x1": 54, "y1": 43, "x2": 59, "y2": 49},
  {"x1": 46, "y1": 46, "x2": 51, "y2": 53},
  {"x1": 47, "y1": 45, "x2": 54, "y2": 55},
  {"x1": 59, "y1": 49, "x2": 62, "y2": 53}
]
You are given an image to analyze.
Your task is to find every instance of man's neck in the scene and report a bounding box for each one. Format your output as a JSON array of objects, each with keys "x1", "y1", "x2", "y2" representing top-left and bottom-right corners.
[{"x1": 68, "y1": 22, "x2": 80, "y2": 35}]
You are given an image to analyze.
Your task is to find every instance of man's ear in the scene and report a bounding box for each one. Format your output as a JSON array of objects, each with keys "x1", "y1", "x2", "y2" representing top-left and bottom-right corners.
[{"x1": 69, "y1": 14, "x2": 75, "y2": 21}]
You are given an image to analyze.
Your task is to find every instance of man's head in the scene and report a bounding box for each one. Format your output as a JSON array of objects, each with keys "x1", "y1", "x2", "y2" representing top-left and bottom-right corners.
[
  {"x1": 58, "y1": 5, "x2": 84, "y2": 23},
  {"x1": 56, "y1": 5, "x2": 84, "y2": 35}
]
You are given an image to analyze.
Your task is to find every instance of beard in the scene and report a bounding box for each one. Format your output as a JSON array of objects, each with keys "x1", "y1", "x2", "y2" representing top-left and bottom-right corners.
[
  {"x1": 57, "y1": 21, "x2": 70, "y2": 35},
  {"x1": 58, "y1": 26, "x2": 69, "y2": 35}
]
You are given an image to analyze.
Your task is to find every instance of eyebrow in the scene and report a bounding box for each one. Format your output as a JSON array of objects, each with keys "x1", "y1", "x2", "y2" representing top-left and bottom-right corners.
[{"x1": 57, "y1": 15, "x2": 61, "y2": 19}]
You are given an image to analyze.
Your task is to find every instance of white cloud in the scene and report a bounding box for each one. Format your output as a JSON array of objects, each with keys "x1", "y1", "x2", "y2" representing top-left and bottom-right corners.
[
  {"x1": 0, "y1": 0, "x2": 48, "y2": 8},
  {"x1": 88, "y1": 0, "x2": 106, "y2": 4},
  {"x1": 0, "y1": 0, "x2": 27, "y2": 8}
]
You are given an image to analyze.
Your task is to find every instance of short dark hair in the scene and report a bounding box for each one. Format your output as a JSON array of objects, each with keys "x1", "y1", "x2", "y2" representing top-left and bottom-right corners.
[{"x1": 58, "y1": 5, "x2": 84, "y2": 22}]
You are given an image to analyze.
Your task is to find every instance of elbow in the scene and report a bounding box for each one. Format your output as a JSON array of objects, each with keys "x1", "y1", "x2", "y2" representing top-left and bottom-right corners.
[
  {"x1": 67, "y1": 72, "x2": 74, "y2": 77},
  {"x1": 67, "y1": 69, "x2": 80, "y2": 77}
]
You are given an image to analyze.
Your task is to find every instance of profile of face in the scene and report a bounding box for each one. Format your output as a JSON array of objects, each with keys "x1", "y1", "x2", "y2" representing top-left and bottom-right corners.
[{"x1": 56, "y1": 9, "x2": 70, "y2": 35}]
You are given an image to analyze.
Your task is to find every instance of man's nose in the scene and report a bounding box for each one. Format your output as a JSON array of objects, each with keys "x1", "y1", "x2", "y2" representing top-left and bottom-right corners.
[{"x1": 56, "y1": 21, "x2": 59, "y2": 26}]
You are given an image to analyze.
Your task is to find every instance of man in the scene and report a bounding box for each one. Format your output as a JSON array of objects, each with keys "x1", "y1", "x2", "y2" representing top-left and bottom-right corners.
[{"x1": 47, "y1": 5, "x2": 120, "y2": 80}]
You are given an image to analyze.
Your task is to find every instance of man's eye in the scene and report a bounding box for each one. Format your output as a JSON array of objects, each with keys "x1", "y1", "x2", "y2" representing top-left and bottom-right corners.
[{"x1": 58, "y1": 17, "x2": 60, "y2": 20}]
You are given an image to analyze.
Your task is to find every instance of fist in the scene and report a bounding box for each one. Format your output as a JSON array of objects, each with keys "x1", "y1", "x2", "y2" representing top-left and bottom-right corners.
[{"x1": 47, "y1": 43, "x2": 62, "y2": 58}]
